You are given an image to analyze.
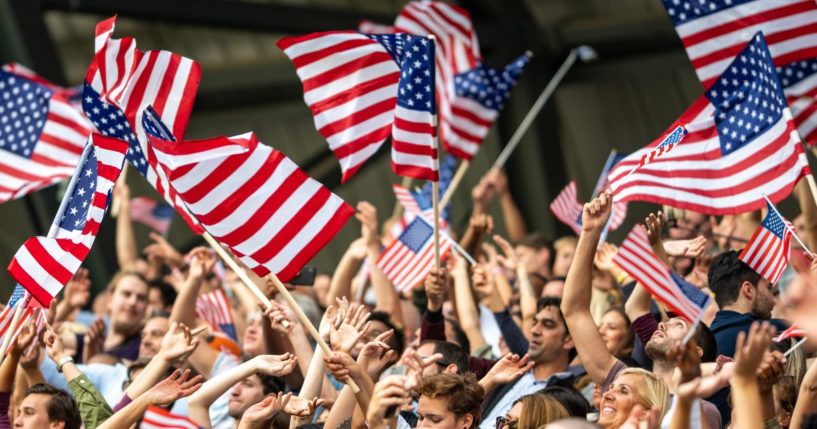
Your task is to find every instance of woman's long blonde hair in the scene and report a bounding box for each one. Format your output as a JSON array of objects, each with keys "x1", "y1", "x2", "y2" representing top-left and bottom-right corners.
[
  {"x1": 617, "y1": 368, "x2": 671, "y2": 421},
  {"x1": 518, "y1": 394, "x2": 570, "y2": 429}
]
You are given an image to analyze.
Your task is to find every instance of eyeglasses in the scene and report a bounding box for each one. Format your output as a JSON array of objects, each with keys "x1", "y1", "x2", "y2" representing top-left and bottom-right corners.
[{"x1": 496, "y1": 415, "x2": 519, "y2": 429}]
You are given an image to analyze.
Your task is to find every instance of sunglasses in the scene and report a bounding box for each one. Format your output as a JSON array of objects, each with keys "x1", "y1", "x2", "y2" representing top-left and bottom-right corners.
[{"x1": 496, "y1": 415, "x2": 519, "y2": 429}]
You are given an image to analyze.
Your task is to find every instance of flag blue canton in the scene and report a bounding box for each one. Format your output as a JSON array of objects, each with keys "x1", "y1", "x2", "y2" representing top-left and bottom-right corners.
[
  {"x1": 152, "y1": 201, "x2": 175, "y2": 219},
  {"x1": 657, "y1": 126, "x2": 686, "y2": 151},
  {"x1": 454, "y1": 54, "x2": 530, "y2": 110},
  {"x1": 412, "y1": 155, "x2": 456, "y2": 220},
  {"x1": 219, "y1": 323, "x2": 238, "y2": 342},
  {"x1": 143, "y1": 106, "x2": 176, "y2": 142},
  {"x1": 59, "y1": 147, "x2": 98, "y2": 232},
  {"x1": 777, "y1": 59, "x2": 817, "y2": 87},
  {"x1": 671, "y1": 272, "x2": 712, "y2": 309},
  {"x1": 707, "y1": 33, "x2": 787, "y2": 156},
  {"x1": 369, "y1": 33, "x2": 435, "y2": 114},
  {"x1": 661, "y1": 0, "x2": 756, "y2": 26},
  {"x1": 400, "y1": 217, "x2": 433, "y2": 253},
  {"x1": 81, "y1": 84, "x2": 147, "y2": 175},
  {"x1": 761, "y1": 201, "x2": 788, "y2": 238},
  {"x1": 8, "y1": 285, "x2": 25, "y2": 306},
  {"x1": 0, "y1": 70, "x2": 50, "y2": 158}
]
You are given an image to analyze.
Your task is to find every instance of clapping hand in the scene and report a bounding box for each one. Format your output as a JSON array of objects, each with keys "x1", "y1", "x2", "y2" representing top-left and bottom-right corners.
[
  {"x1": 329, "y1": 297, "x2": 371, "y2": 354},
  {"x1": 252, "y1": 353, "x2": 298, "y2": 378},
  {"x1": 145, "y1": 369, "x2": 203, "y2": 406},
  {"x1": 158, "y1": 321, "x2": 202, "y2": 364}
]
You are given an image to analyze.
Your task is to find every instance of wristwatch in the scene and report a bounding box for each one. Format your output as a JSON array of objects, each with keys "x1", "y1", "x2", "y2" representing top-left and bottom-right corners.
[{"x1": 56, "y1": 356, "x2": 74, "y2": 373}]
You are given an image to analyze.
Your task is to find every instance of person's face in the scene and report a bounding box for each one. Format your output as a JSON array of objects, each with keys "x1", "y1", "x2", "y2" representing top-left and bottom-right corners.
[
  {"x1": 139, "y1": 317, "x2": 169, "y2": 358},
  {"x1": 228, "y1": 374, "x2": 267, "y2": 419},
  {"x1": 313, "y1": 274, "x2": 331, "y2": 308},
  {"x1": 516, "y1": 245, "x2": 550, "y2": 276},
  {"x1": 498, "y1": 401, "x2": 523, "y2": 429},
  {"x1": 417, "y1": 396, "x2": 472, "y2": 429},
  {"x1": 552, "y1": 245, "x2": 575, "y2": 277},
  {"x1": 242, "y1": 313, "x2": 265, "y2": 358},
  {"x1": 528, "y1": 306, "x2": 571, "y2": 364},
  {"x1": 14, "y1": 394, "x2": 58, "y2": 429},
  {"x1": 597, "y1": 373, "x2": 645, "y2": 428},
  {"x1": 645, "y1": 317, "x2": 690, "y2": 360},
  {"x1": 541, "y1": 280, "x2": 565, "y2": 298},
  {"x1": 599, "y1": 311, "x2": 628, "y2": 355},
  {"x1": 107, "y1": 275, "x2": 149, "y2": 334},
  {"x1": 145, "y1": 287, "x2": 164, "y2": 320},
  {"x1": 751, "y1": 278, "x2": 776, "y2": 320}
]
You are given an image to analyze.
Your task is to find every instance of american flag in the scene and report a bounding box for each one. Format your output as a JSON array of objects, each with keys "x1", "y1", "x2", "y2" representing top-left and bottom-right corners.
[
  {"x1": 7, "y1": 134, "x2": 129, "y2": 306},
  {"x1": 83, "y1": 17, "x2": 202, "y2": 232},
  {"x1": 628, "y1": 125, "x2": 687, "y2": 176},
  {"x1": 550, "y1": 181, "x2": 583, "y2": 236},
  {"x1": 140, "y1": 405, "x2": 199, "y2": 429},
  {"x1": 130, "y1": 196, "x2": 174, "y2": 235},
  {"x1": 614, "y1": 225, "x2": 712, "y2": 322},
  {"x1": 739, "y1": 200, "x2": 794, "y2": 285},
  {"x1": 195, "y1": 288, "x2": 237, "y2": 342},
  {"x1": 592, "y1": 150, "x2": 629, "y2": 231},
  {"x1": 394, "y1": 1, "x2": 529, "y2": 160},
  {"x1": 0, "y1": 286, "x2": 35, "y2": 352},
  {"x1": 608, "y1": 34, "x2": 810, "y2": 215},
  {"x1": 0, "y1": 65, "x2": 91, "y2": 203},
  {"x1": 393, "y1": 154, "x2": 456, "y2": 227},
  {"x1": 377, "y1": 216, "x2": 452, "y2": 292},
  {"x1": 659, "y1": 0, "x2": 817, "y2": 146},
  {"x1": 774, "y1": 323, "x2": 806, "y2": 342},
  {"x1": 146, "y1": 111, "x2": 356, "y2": 282},
  {"x1": 278, "y1": 31, "x2": 439, "y2": 182}
]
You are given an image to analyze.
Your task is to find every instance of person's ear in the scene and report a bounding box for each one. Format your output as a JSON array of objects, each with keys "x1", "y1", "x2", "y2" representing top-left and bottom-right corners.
[
  {"x1": 461, "y1": 413, "x2": 474, "y2": 429},
  {"x1": 741, "y1": 281, "x2": 756, "y2": 301},
  {"x1": 563, "y1": 333, "x2": 574, "y2": 351},
  {"x1": 49, "y1": 421, "x2": 65, "y2": 429},
  {"x1": 696, "y1": 346, "x2": 704, "y2": 358},
  {"x1": 445, "y1": 364, "x2": 458, "y2": 374}
]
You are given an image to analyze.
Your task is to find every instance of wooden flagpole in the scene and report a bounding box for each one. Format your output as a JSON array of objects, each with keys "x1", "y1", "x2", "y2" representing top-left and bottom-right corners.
[
  {"x1": 438, "y1": 160, "x2": 469, "y2": 209},
  {"x1": 428, "y1": 35, "x2": 442, "y2": 270},
  {"x1": 201, "y1": 232, "x2": 360, "y2": 393}
]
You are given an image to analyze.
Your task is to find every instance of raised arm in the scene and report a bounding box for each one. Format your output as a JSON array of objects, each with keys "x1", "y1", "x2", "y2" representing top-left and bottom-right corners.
[
  {"x1": 792, "y1": 350, "x2": 817, "y2": 429},
  {"x1": 124, "y1": 322, "x2": 200, "y2": 401},
  {"x1": 730, "y1": 323, "x2": 775, "y2": 429},
  {"x1": 326, "y1": 239, "x2": 366, "y2": 306},
  {"x1": 113, "y1": 182, "x2": 139, "y2": 271},
  {"x1": 359, "y1": 201, "x2": 403, "y2": 327},
  {"x1": 561, "y1": 191, "x2": 618, "y2": 384},
  {"x1": 449, "y1": 259, "x2": 486, "y2": 354},
  {"x1": 490, "y1": 169, "x2": 527, "y2": 242}
]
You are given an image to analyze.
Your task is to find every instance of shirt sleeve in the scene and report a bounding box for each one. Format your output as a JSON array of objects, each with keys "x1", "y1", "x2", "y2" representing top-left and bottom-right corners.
[
  {"x1": 492, "y1": 309, "x2": 529, "y2": 355},
  {"x1": 68, "y1": 374, "x2": 114, "y2": 429},
  {"x1": 0, "y1": 392, "x2": 10, "y2": 429},
  {"x1": 421, "y1": 309, "x2": 446, "y2": 342},
  {"x1": 632, "y1": 313, "x2": 659, "y2": 345}
]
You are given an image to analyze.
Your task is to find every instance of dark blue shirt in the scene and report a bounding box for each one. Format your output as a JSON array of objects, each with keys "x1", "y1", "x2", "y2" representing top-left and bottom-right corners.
[{"x1": 709, "y1": 310, "x2": 788, "y2": 358}]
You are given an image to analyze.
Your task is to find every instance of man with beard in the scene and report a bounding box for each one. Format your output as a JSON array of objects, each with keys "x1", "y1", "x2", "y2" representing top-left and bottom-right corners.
[
  {"x1": 479, "y1": 297, "x2": 576, "y2": 429},
  {"x1": 708, "y1": 250, "x2": 788, "y2": 357},
  {"x1": 562, "y1": 194, "x2": 722, "y2": 428}
]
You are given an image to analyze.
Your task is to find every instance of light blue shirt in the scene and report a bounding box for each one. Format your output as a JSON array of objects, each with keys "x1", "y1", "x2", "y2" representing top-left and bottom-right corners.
[{"x1": 479, "y1": 371, "x2": 574, "y2": 429}]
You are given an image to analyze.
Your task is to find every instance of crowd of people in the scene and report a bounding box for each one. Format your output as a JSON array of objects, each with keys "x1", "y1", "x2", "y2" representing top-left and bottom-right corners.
[{"x1": 1, "y1": 168, "x2": 816, "y2": 429}]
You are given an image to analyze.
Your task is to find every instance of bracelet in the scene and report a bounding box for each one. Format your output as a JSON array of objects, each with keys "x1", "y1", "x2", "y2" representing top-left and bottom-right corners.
[{"x1": 56, "y1": 356, "x2": 74, "y2": 373}]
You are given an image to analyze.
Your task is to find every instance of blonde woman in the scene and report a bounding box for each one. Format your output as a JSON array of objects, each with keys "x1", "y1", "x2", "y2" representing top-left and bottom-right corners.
[
  {"x1": 597, "y1": 368, "x2": 670, "y2": 428},
  {"x1": 497, "y1": 394, "x2": 570, "y2": 429}
]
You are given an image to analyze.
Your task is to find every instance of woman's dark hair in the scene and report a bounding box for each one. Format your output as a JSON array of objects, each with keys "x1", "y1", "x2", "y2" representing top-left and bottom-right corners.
[
  {"x1": 26, "y1": 384, "x2": 82, "y2": 429},
  {"x1": 538, "y1": 385, "x2": 591, "y2": 418}
]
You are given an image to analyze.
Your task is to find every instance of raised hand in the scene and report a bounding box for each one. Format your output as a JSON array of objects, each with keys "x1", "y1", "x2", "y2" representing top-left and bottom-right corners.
[
  {"x1": 493, "y1": 234, "x2": 519, "y2": 272},
  {"x1": 665, "y1": 339, "x2": 701, "y2": 384},
  {"x1": 252, "y1": 353, "x2": 298, "y2": 377},
  {"x1": 82, "y1": 318, "x2": 106, "y2": 362},
  {"x1": 357, "y1": 330, "x2": 398, "y2": 378},
  {"x1": 424, "y1": 267, "x2": 448, "y2": 312},
  {"x1": 756, "y1": 350, "x2": 786, "y2": 393},
  {"x1": 644, "y1": 212, "x2": 665, "y2": 246},
  {"x1": 145, "y1": 369, "x2": 203, "y2": 406},
  {"x1": 664, "y1": 236, "x2": 708, "y2": 258},
  {"x1": 11, "y1": 321, "x2": 36, "y2": 357},
  {"x1": 238, "y1": 393, "x2": 291, "y2": 429},
  {"x1": 619, "y1": 404, "x2": 661, "y2": 429},
  {"x1": 481, "y1": 353, "x2": 534, "y2": 388},
  {"x1": 63, "y1": 268, "x2": 91, "y2": 311},
  {"x1": 283, "y1": 395, "x2": 324, "y2": 417},
  {"x1": 356, "y1": 201, "x2": 380, "y2": 248},
  {"x1": 324, "y1": 351, "x2": 361, "y2": 382},
  {"x1": 159, "y1": 321, "x2": 201, "y2": 363},
  {"x1": 366, "y1": 376, "x2": 410, "y2": 424},
  {"x1": 44, "y1": 326, "x2": 68, "y2": 363},
  {"x1": 144, "y1": 232, "x2": 184, "y2": 268},
  {"x1": 471, "y1": 263, "x2": 495, "y2": 301},
  {"x1": 594, "y1": 242, "x2": 620, "y2": 273},
  {"x1": 328, "y1": 297, "x2": 371, "y2": 354},
  {"x1": 264, "y1": 300, "x2": 296, "y2": 335},
  {"x1": 402, "y1": 348, "x2": 443, "y2": 389},
  {"x1": 733, "y1": 322, "x2": 776, "y2": 379},
  {"x1": 187, "y1": 247, "x2": 216, "y2": 281},
  {"x1": 582, "y1": 190, "x2": 613, "y2": 233}
]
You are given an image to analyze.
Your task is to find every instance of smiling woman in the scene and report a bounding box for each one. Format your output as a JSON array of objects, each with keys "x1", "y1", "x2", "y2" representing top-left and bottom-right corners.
[{"x1": 597, "y1": 368, "x2": 670, "y2": 429}]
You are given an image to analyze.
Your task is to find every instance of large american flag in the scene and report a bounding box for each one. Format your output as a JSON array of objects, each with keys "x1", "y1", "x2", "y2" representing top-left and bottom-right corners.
[
  {"x1": 130, "y1": 196, "x2": 174, "y2": 235},
  {"x1": 394, "y1": 1, "x2": 529, "y2": 160},
  {"x1": 140, "y1": 405, "x2": 199, "y2": 429},
  {"x1": 146, "y1": 110, "x2": 356, "y2": 282},
  {"x1": 608, "y1": 34, "x2": 810, "y2": 214},
  {"x1": 196, "y1": 288, "x2": 238, "y2": 342},
  {"x1": 739, "y1": 200, "x2": 794, "y2": 285},
  {"x1": 278, "y1": 31, "x2": 439, "y2": 182},
  {"x1": 0, "y1": 286, "x2": 36, "y2": 352},
  {"x1": 659, "y1": 0, "x2": 817, "y2": 145},
  {"x1": 614, "y1": 225, "x2": 713, "y2": 323},
  {"x1": 0, "y1": 65, "x2": 91, "y2": 203},
  {"x1": 378, "y1": 216, "x2": 452, "y2": 292},
  {"x1": 7, "y1": 134, "x2": 129, "y2": 306},
  {"x1": 83, "y1": 17, "x2": 202, "y2": 232}
]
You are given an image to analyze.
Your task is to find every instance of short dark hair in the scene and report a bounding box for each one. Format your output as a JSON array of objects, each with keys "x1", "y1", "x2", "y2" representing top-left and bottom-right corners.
[
  {"x1": 538, "y1": 385, "x2": 591, "y2": 418},
  {"x1": 517, "y1": 233, "x2": 555, "y2": 271},
  {"x1": 708, "y1": 250, "x2": 762, "y2": 308},
  {"x1": 149, "y1": 279, "x2": 178, "y2": 309},
  {"x1": 26, "y1": 384, "x2": 81, "y2": 429},
  {"x1": 369, "y1": 311, "x2": 405, "y2": 356},
  {"x1": 537, "y1": 296, "x2": 568, "y2": 335},
  {"x1": 425, "y1": 340, "x2": 469, "y2": 375},
  {"x1": 694, "y1": 323, "x2": 718, "y2": 363},
  {"x1": 256, "y1": 373, "x2": 285, "y2": 396},
  {"x1": 445, "y1": 317, "x2": 470, "y2": 353}
]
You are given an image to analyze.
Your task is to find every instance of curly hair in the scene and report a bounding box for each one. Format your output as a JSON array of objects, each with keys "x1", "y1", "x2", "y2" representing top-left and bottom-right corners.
[{"x1": 415, "y1": 373, "x2": 485, "y2": 427}]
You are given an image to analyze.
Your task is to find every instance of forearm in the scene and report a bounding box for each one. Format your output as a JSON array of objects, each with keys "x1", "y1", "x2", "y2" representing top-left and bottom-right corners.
[
  {"x1": 624, "y1": 283, "x2": 652, "y2": 322},
  {"x1": 493, "y1": 310, "x2": 529, "y2": 356},
  {"x1": 169, "y1": 276, "x2": 204, "y2": 326},
  {"x1": 349, "y1": 370, "x2": 374, "y2": 418},
  {"x1": 562, "y1": 229, "x2": 601, "y2": 316},
  {"x1": 452, "y1": 265, "x2": 486, "y2": 353},
  {"x1": 494, "y1": 272, "x2": 514, "y2": 307},
  {"x1": 0, "y1": 351, "x2": 20, "y2": 392},
  {"x1": 290, "y1": 348, "x2": 327, "y2": 429},
  {"x1": 125, "y1": 353, "x2": 171, "y2": 400},
  {"x1": 96, "y1": 393, "x2": 150, "y2": 429},
  {"x1": 794, "y1": 178, "x2": 817, "y2": 251},
  {"x1": 22, "y1": 363, "x2": 45, "y2": 386},
  {"x1": 791, "y1": 365, "x2": 817, "y2": 429},
  {"x1": 368, "y1": 246, "x2": 402, "y2": 326},
  {"x1": 326, "y1": 251, "x2": 363, "y2": 305},
  {"x1": 116, "y1": 199, "x2": 139, "y2": 271},
  {"x1": 190, "y1": 360, "x2": 257, "y2": 408},
  {"x1": 323, "y1": 386, "x2": 357, "y2": 429},
  {"x1": 517, "y1": 266, "x2": 537, "y2": 337},
  {"x1": 287, "y1": 327, "x2": 315, "y2": 380},
  {"x1": 668, "y1": 398, "x2": 693, "y2": 429},
  {"x1": 731, "y1": 378, "x2": 764, "y2": 429},
  {"x1": 500, "y1": 193, "x2": 527, "y2": 242}
]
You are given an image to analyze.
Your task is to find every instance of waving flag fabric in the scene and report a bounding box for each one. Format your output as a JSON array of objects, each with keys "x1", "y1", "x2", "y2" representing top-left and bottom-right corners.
[
  {"x1": 130, "y1": 196, "x2": 174, "y2": 235},
  {"x1": 614, "y1": 225, "x2": 712, "y2": 323},
  {"x1": 278, "y1": 31, "x2": 438, "y2": 181},
  {"x1": 394, "y1": 1, "x2": 529, "y2": 159},
  {"x1": 608, "y1": 34, "x2": 810, "y2": 215},
  {"x1": 141, "y1": 405, "x2": 199, "y2": 429},
  {"x1": 658, "y1": 0, "x2": 817, "y2": 146},
  {"x1": 378, "y1": 216, "x2": 452, "y2": 292},
  {"x1": 196, "y1": 288, "x2": 237, "y2": 342},
  {"x1": 82, "y1": 17, "x2": 202, "y2": 232},
  {"x1": 550, "y1": 181, "x2": 583, "y2": 235},
  {"x1": 592, "y1": 150, "x2": 630, "y2": 231},
  {"x1": 739, "y1": 200, "x2": 794, "y2": 285},
  {"x1": 147, "y1": 111, "x2": 355, "y2": 282},
  {"x1": 0, "y1": 286, "x2": 35, "y2": 352},
  {"x1": 774, "y1": 323, "x2": 806, "y2": 342},
  {"x1": 7, "y1": 134, "x2": 128, "y2": 306},
  {"x1": 0, "y1": 65, "x2": 91, "y2": 203},
  {"x1": 393, "y1": 154, "x2": 456, "y2": 226}
]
